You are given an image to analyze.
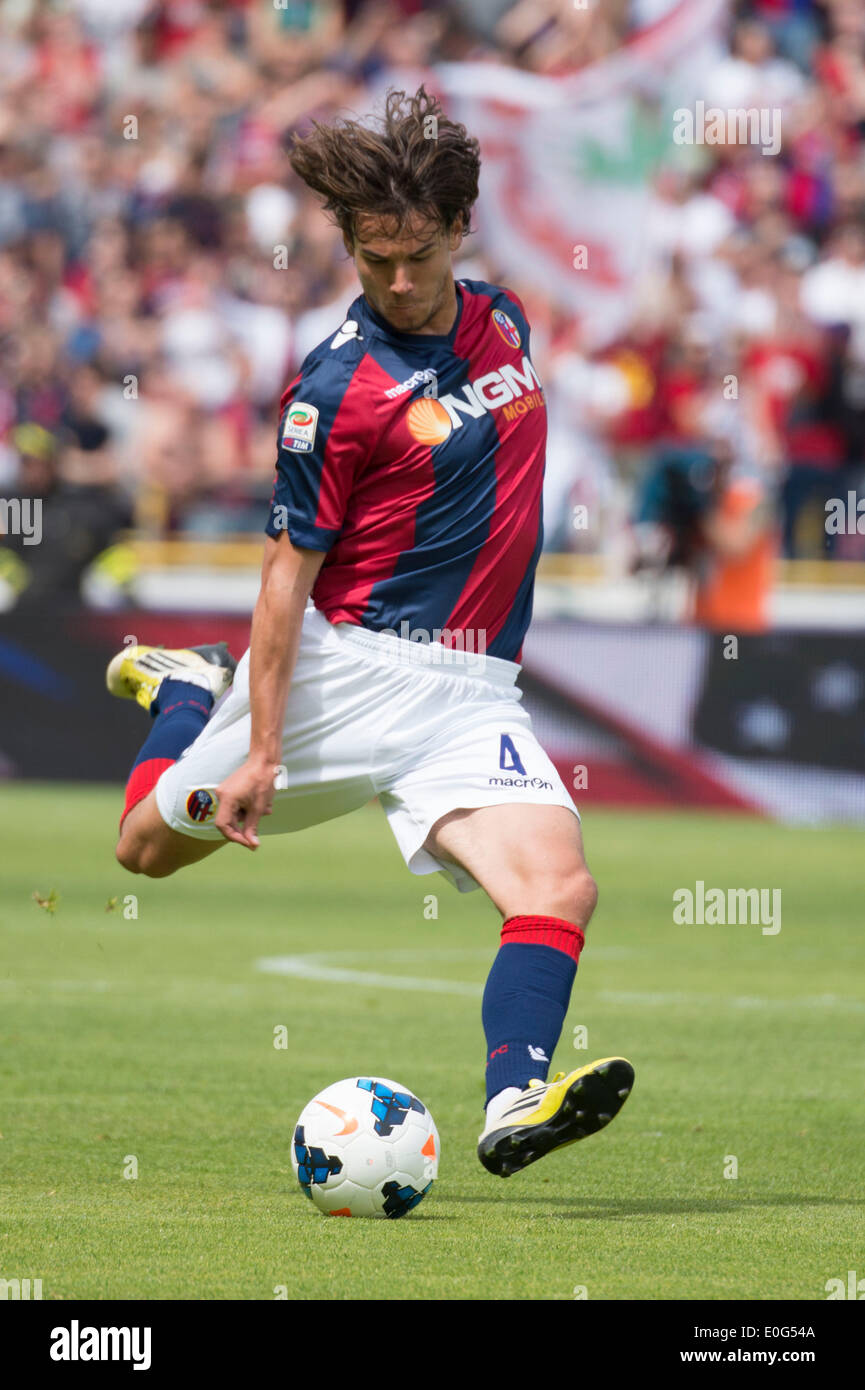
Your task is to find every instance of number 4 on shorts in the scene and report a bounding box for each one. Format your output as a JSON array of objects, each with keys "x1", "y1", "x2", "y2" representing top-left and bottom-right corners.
[{"x1": 499, "y1": 733, "x2": 526, "y2": 776}]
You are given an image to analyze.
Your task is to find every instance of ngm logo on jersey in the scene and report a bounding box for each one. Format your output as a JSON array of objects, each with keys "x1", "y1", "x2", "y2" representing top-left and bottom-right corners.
[{"x1": 406, "y1": 352, "x2": 544, "y2": 446}]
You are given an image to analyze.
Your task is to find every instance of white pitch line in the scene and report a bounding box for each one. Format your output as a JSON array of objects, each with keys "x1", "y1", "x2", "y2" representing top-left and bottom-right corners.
[
  {"x1": 255, "y1": 955, "x2": 483, "y2": 998},
  {"x1": 254, "y1": 955, "x2": 865, "y2": 1012}
]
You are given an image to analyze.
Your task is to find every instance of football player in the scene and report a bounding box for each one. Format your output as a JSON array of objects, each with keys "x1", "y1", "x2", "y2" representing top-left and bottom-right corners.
[{"x1": 108, "y1": 87, "x2": 633, "y2": 1176}]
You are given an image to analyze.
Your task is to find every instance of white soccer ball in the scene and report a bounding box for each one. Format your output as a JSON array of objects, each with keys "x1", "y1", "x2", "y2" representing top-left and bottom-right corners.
[{"x1": 291, "y1": 1076, "x2": 439, "y2": 1218}]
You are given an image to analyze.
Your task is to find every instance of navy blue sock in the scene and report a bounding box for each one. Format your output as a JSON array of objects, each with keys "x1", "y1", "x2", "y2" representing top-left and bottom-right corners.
[
  {"x1": 131, "y1": 679, "x2": 214, "y2": 770},
  {"x1": 483, "y1": 917, "x2": 585, "y2": 1104},
  {"x1": 123, "y1": 679, "x2": 213, "y2": 822}
]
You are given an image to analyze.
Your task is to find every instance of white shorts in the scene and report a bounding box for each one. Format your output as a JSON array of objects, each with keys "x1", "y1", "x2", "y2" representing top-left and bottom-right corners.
[{"x1": 155, "y1": 605, "x2": 578, "y2": 892}]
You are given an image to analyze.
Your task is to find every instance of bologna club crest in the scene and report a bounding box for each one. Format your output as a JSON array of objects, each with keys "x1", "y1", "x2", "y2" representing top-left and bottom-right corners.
[
  {"x1": 491, "y1": 308, "x2": 521, "y2": 350},
  {"x1": 186, "y1": 789, "x2": 215, "y2": 823}
]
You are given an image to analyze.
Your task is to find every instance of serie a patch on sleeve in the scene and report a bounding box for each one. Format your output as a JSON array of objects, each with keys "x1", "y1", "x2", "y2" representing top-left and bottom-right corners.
[{"x1": 282, "y1": 403, "x2": 319, "y2": 452}]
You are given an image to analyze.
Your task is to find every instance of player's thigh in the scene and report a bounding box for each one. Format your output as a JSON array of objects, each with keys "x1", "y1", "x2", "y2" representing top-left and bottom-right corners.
[
  {"x1": 117, "y1": 789, "x2": 224, "y2": 877},
  {"x1": 425, "y1": 803, "x2": 597, "y2": 924}
]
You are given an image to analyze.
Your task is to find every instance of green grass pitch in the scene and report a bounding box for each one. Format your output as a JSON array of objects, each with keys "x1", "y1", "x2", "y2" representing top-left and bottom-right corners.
[{"x1": 1, "y1": 783, "x2": 863, "y2": 1301}]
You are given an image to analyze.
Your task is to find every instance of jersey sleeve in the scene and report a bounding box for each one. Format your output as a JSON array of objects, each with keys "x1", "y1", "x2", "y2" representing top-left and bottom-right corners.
[
  {"x1": 500, "y1": 287, "x2": 531, "y2": 354},
  {"x1": 265, "y1": 355, "x2": 370, "y2": 551},
  {"x1": 502, "y1": 287, "x2": 527, "y2": 319}
]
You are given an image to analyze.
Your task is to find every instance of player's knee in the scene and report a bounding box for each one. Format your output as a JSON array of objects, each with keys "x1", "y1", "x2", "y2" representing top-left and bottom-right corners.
[
  {"x1": 563, "y1": 864, "x2": 598, "y2": 927},
  {"x1": 115, "y1": 833, "x2": 141, "y2": 874},
  {"x1": 513, "y1": 862, "x2": 597, "y2": 926},
  {"x1": 115, "y1": 835, "x2": 175, "y2": 879},
  {"x1": 537, "y1": 863, "x2": 597, "y2": 927}
]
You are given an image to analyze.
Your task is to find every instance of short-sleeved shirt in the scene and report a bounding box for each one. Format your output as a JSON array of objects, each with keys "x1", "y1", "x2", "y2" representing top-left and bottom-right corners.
[{"x1": 265, "y1": 279, "x2": 546, "y2": 661}]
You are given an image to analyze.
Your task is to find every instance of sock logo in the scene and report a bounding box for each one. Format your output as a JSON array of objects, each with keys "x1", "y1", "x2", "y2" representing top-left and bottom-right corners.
[
  {"x1": 488, "y1": 1043, "x2": 509, "y2": 1063},
  {"x1": 528, "y1": 1045, "x2": 549, "y2": 1062},
  {"x1": 186, "y1": 789, "x2": 215, "y2": 823}
]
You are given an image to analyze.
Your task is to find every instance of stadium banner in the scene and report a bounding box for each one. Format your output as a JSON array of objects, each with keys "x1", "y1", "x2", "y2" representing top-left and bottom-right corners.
[
  {"x1": 0, "y1": 609, "x2": 251, "y2": 782},
  {"x1": 431, "y1": 0, "x2": 727, "y2": 347},
  {"x1": 523, "y1": 620, "x2": 865, "y2": 824},
  {"x1": 2, "y1": 609, "x2": 863, "y2": 825}
]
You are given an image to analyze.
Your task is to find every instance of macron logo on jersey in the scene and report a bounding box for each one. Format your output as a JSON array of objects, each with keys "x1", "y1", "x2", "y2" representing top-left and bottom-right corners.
[
  {"x1": 385, "y1": 367, "x2": 438, "y2": 400},
  {"x1": 405, "y1": 354, "x2": 543, "y2": 445},
  {"x1": 330, "y1": 320, "x2": 362, "y2": 350}
]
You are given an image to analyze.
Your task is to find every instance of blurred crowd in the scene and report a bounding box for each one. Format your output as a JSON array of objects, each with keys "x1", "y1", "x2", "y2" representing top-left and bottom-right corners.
[{"x1": 1, "y1": 0, "x2": 865, "y2": 614}]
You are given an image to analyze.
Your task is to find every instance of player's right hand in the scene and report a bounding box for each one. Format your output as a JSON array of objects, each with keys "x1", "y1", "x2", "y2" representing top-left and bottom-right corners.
[{"x1": 214, "y1": 756, "x2": 278, "y2": 849}]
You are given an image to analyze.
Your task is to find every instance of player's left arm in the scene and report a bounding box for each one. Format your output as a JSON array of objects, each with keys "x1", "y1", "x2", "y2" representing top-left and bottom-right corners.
[
  {"x1": 214, "y1": 353, "x2": 369, "y2": 848},
  {"x1": 213, "y1": 534, "x2": 324, "y2": 849}
]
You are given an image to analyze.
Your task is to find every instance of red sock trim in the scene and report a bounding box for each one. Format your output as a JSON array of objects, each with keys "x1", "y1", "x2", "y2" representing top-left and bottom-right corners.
[
  {"x1": 501, "y1": 915, "x2": 585, "y2": 962},
  {"x1": 121, "y1": 757, "x2": 175, "y2": 827}
]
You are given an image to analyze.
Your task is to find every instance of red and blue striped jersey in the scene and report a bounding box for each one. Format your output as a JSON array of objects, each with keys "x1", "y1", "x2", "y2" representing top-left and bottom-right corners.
[{"x1": 265, "y1": 278, "x2": 546, "y2": 660}]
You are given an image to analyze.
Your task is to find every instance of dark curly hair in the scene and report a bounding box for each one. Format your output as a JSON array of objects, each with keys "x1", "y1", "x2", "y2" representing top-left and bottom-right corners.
[{"x1": 288, "y1": 85, "x2": 480, "y2": 243}]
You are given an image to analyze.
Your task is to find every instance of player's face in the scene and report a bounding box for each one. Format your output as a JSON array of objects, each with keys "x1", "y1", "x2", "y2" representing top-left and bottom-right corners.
[{"x1": 347, "y1": 212, "x2": 464, "y2": 335}]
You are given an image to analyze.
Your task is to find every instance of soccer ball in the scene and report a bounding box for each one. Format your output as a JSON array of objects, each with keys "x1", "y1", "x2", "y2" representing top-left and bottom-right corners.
[{"x1": 292, "y1": 1076, "x2": 439, "y2": 1218}]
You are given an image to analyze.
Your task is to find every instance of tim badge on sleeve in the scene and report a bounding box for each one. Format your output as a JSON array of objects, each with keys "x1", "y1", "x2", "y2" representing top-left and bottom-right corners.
[{"x1": 282, "y1": 403, "x2": 319, "y2": 453}]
